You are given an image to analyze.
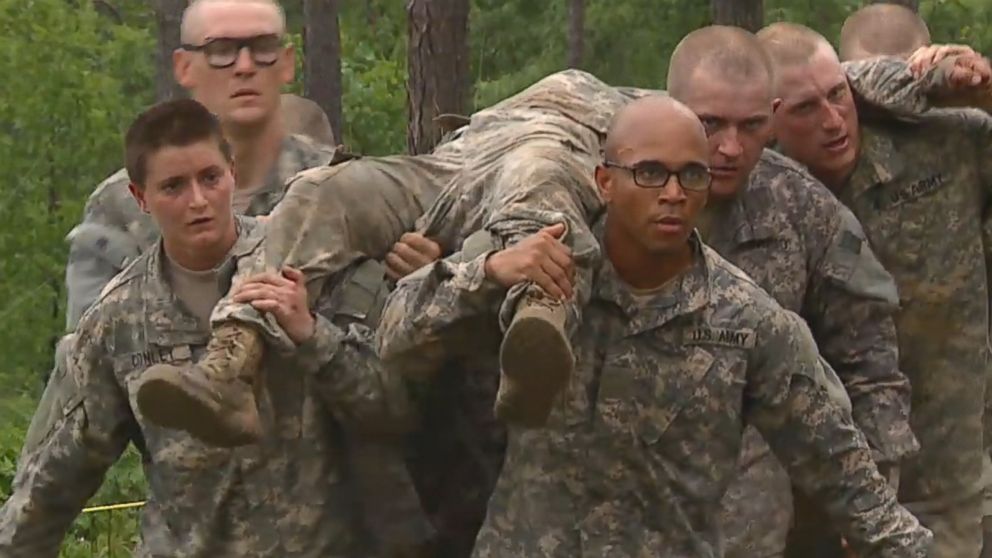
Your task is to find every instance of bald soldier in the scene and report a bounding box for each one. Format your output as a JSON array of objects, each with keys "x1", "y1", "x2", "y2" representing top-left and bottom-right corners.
[
  {"x1": 26, "y1": 1, "x2": 434, "y2": 555},
  {"x1": 661, "y1": 26, "x2": 915, "y2": 558},
  {"x1": 839, "y1": 3, "x2": 931, "y2": 62},
  {"x1": 66, "y1": 0, "x2": 337, "y2": 327},
  {"x1": 27, "y1": 0, "x2": 338, "y2": 452},
  {"x1": 759, "y1": 22, "x2": 992, "y2": 558},
  {"x1": 375, "y1": 95, "x2": 931, "y2": 557}
]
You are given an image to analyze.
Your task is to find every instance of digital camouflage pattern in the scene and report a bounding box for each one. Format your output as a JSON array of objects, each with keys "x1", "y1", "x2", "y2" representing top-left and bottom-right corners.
[
  {"x1": 64, "y1": 133, "x2": 335, "y2": 330},
  {"x1": 212, "y1": 69, "x2": 625, "y2": 345},
  {"x1": 845, "y1": 56, "x2": 992, "y2": 120},
  {"x1": 376, "y1": 225, "x2": 932, "y2": 558},
  {"x1": 815, "y1": 56, "x2": 992, "y2": 557},
  {"x1": 29, "y1": 132, "x2": 437, "y2": 555},
  {"x1": 713, "y1": 149, "x2": 916, "y2": 557},
  {"x1": 846, "y1": 56, "x2": 992, "y2": 533},
  {"x1": 207, "y1": 71, "x2": 628, "y2": 554},
  {"x1": 0, "y1": 217, "x2": 420, "y2": 557}
]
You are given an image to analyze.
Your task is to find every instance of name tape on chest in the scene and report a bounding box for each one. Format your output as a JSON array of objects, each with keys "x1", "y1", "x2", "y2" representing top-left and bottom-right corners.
[
  {"x1": 123, "y1": 345, "x2": 193, "y2": 368},
  {"x1": 685, "y1": 327, "x2": 755, "y2": 349}
]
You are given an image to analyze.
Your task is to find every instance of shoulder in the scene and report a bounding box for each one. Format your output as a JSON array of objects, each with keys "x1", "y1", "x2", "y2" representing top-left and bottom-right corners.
[
  {"x1": 753, "y1": 151, "x2": 842, "y2": 212},
  {"x1": 74, "y1": 253, "x2": 149, "y2": 341},
  {"x1": 699, "y1": 247, "x2": 801, "y2": 349},
  {"x1": 870, "y1": 106, "x2": 991, "y2": 141},
  {"x1": 85, "y1": 168, "x2": 139, "y2": 218},
  {"x1": 75, "y1": 167, "x2": 157, "y2": 253},
  {"x1": 285, "y1": 133, "x2": 338, "y2": 167},
  {"x1": 704, "y1": 246, "x2": 783, "y2": 314}
]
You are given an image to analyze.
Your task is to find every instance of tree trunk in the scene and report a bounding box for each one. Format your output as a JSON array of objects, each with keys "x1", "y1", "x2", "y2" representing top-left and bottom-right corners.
[
  {"x1": 710, "y1": 0, "x2": 763, "y2": 32},
  {"x1": 872, "y1": 0, "x2": 918, "y2": 10},
  {"x1": 406, "y1": 0, "x2": 470, "y2": 155},
  {"x1": 154, "y1": 0, "x2": 187, "y2": 101},
  {"x1": 567, "y1": 0, "x2": 584, "y2": 68},
  {"x1": 303, "y1": 0, "x2": 343, "y2": 144}
]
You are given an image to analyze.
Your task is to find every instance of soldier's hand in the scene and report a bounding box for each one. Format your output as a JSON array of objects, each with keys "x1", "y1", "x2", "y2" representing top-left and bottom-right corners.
[
  {"x1": 483, "y1": 223, "x2": 574, "y2": 300},
  {"x1": 909, "y1": 45, "x2": 991, "y2": 90},
  {"x1": 232, "y1": 267, "x2": 315, "y2": 345},
  {"x1": 908, "y1": 44, "x2": 977, "y2": 77},
  {"x1": 385, "y1": 233, "x2": 443, "y2": 280}
]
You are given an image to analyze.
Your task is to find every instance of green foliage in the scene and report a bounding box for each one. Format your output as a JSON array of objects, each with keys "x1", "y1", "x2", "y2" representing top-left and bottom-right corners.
[
  {"x1": 2, "y1": 1, "x2": 992, "y2": 555},
  {"x1": 0, "y1": 0, "x2": 154, "y2": 393},
  {"x1": 0, "y1": 0, "x2": 152, "y2": 554}
]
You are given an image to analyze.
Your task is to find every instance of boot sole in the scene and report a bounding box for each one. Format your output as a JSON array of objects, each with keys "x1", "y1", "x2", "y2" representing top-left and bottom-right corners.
[
  {"x1": 497, "y1": 314, "x2": 574, "y2": 427},
  {"x1": 137, "y1": 374, "x2": 260, "y2": 448}
]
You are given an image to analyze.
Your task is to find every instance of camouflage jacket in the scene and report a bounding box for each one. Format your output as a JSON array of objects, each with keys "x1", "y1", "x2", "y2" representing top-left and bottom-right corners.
[
  {"x1": 705, "y1": 149, "x2": 916, "y2": 463},
  {"x1": 0, "y1": 217, "x2": 411, "y2": 558},
  {"x1": 64, "y1": 134, "x2": 335, "y2": 330},
  {"x1": 845, "y1": 56, "x2": 992, "y2": 119},
  {"x1": 833, "y1": 99, "x2": 992, "y2": 505},
  {"x1": 378, "y1": 227, "x2": 931, "y2": 558}
]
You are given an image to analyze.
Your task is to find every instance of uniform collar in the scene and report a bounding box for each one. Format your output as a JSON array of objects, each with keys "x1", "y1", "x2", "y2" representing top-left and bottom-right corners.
[
  {"x1": 593, "y1": 224, "x2": 713, "y2": 337},
  {"x1": 846, "y1": 125, "x2": 905, "y2": 199},
  {"x1": 140, "y1": 216, "x2": 263, "y2": 344}
]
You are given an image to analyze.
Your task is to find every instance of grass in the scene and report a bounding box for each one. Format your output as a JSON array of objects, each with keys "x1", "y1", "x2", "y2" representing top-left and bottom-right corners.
[{"x1": 0, "y1": 378, "x2": 146, "y2": 557}]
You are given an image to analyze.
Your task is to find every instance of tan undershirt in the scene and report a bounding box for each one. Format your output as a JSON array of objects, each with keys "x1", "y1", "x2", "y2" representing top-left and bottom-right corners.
[
  {"x1": 627, "y1": 276, "x2": 679, "y2": 308},
  {"x1": 232, "y1": 182, "x2": 266, "y2": 214},
  {"x1": 164, "y1": 253, "x2": 229, "y2": 327}
]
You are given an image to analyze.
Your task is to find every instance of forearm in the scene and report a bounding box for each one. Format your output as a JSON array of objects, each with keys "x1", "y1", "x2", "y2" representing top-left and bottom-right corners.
[
  {"x1": 815, "y1": 301, "x2": 916, "y2": 462},
  {"x1": 756, "y1": 373, "x2": 929, "y2": 557},
  {"x1": 376, "y1": 251, "x2": 505, "y2": 380},
  {"x1": 0, "y1": 407, "x2": 124, "y2": 557},
  {"x1": 298, "y1": 316, "x2": 414, "y2": 434}
]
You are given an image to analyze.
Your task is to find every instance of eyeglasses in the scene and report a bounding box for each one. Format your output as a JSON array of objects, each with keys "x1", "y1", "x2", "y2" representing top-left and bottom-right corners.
[
  {"x1": 181, "y1": 34, "x2": 284, "y2": 69},
  {"x1": 602, "y1": 160, "x2": 711, "y2": 192}
]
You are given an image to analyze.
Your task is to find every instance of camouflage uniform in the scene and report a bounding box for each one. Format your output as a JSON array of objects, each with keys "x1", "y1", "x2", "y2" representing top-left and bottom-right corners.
[
  {"x1": 65, "y1": 133, "x2": 335, "y2": 329},
  {"x1": 808, "y1": 57, "x2": 992, "y2": 558},
  {"x1": 712, "y1": 150, "x2": 916, "y2": 558},
  {"x1": 376, "y1": 223, "x2": 932, "y2": 557},
  {"x1": 201, "y1": 72, "x2": 625, "y2": 555},
  {"x1": 26, "y1": 135, "x2": 434, "y2": 556},
  {"x1": 24, "y1": 134, "x2": 335, "y2": 454},
  {"x1": 0, "y1": 218, "x2": 415, "y2": 557},
  {"x1": 211, "y1": 70, "x2": 624, "y2": 361}
]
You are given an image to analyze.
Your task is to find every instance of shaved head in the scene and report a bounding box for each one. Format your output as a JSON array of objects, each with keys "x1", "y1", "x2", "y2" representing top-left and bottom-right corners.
[
  {"x1": 667, "y1": 26, "x2": 774, "y2": 199},
  {"x1": 759, "y1": 23, "x2": 861, "y2": 191},
  {"x1": 181, "y1": 0, "x2": 285, "y2": 44},
  {"x1": 757, "y1": 22, "x2": 835, "y2": 74},
  {"x1": 840, "y1": 3, "x2": 930, "y2": 61},
  {"x1": 667, "y1": 25, "x2": 773, "y2": 101},
  {"x1": 597, "y1": 95, "x2": 710, "y2": 275},
  {"x1": 604, "y1": 96, "x2": 707, "y2": 161}
]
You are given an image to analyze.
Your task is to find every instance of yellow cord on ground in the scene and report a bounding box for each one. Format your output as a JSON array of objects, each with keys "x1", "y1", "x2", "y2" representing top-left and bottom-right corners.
[{"x1": 81, "y1": 501, "x2": 146, "y2": 514}]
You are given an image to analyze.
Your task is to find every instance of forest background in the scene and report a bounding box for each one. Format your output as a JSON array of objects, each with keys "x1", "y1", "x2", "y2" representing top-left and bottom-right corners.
[{"x1": 0, "y1": 0, "x2": 988, "y2": 555}]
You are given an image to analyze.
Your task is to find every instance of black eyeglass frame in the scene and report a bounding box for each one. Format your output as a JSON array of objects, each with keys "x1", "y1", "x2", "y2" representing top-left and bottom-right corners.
[
  {"x1": 181, "y1": 34, "x2": 285, "y2": 69},
  {"x1": 601, "y1": 160, "x2": 712, "y2": 192}
]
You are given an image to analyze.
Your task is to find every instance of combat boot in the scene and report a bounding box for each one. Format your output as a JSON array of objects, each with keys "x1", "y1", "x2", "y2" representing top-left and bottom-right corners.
[
  {"x1": 137, "y1": 322, "x2": 264, "y2": 447},
  {"x1": 495, "y1": 291, "x2": 574, "y2": 428}
]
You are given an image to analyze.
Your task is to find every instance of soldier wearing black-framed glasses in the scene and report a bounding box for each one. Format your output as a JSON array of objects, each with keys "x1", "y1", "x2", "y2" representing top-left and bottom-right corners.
[
  {"x1": 601, "y1": 160, "x2": 712, "y2": 192},
  {"x1": 181, "y1": 34, "x2": 284, "y2": 69}
]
